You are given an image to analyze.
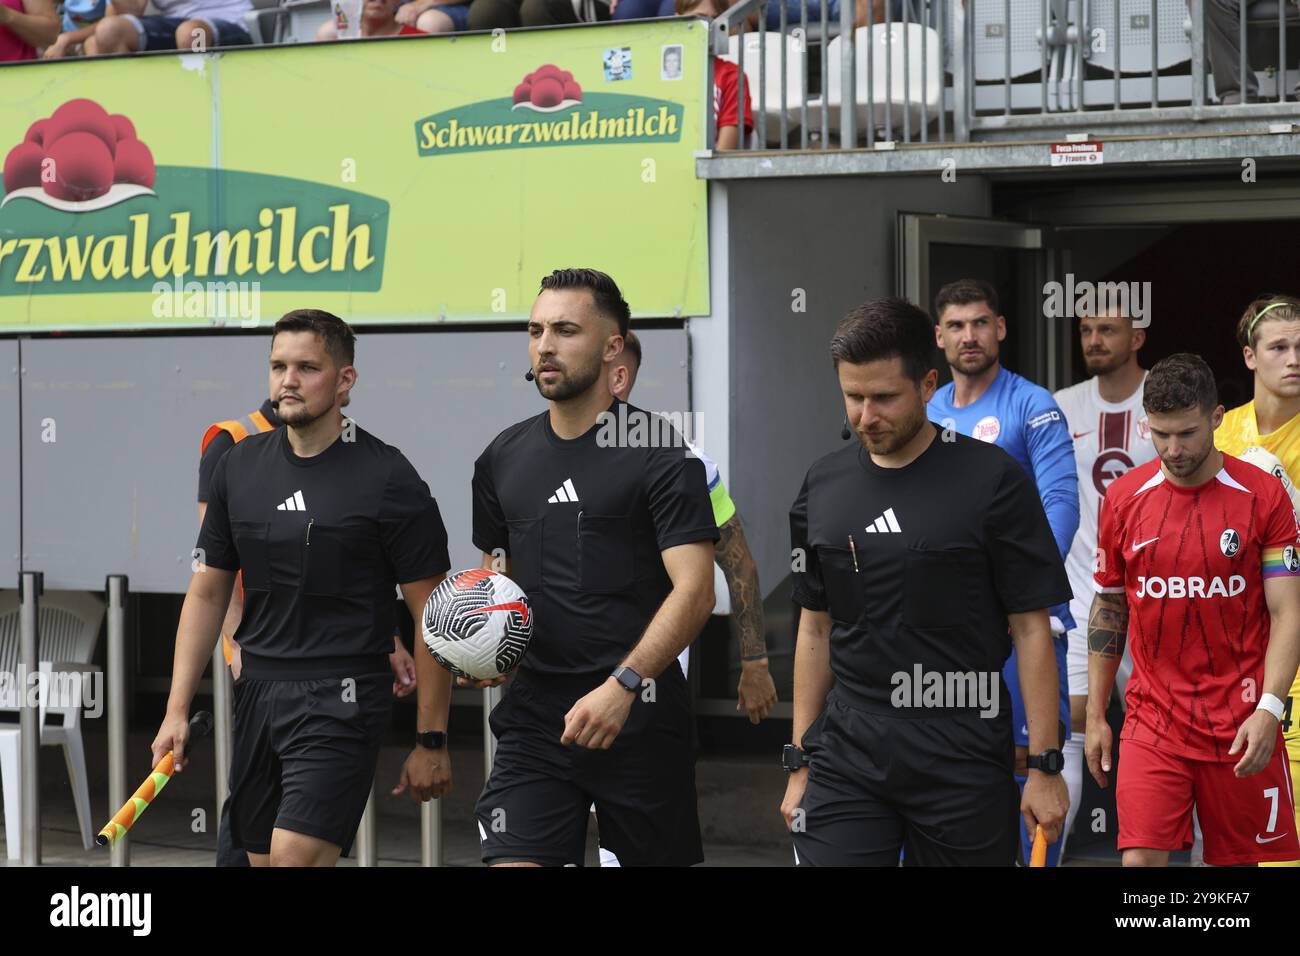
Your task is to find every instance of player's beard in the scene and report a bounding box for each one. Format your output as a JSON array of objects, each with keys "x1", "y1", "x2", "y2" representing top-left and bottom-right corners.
[
  {"x1": 1084, "y1": 348, "x2": 1127, "y2": 376},
  {"x1": 277, "y1": 395, "x2": 331, "y2": 429},
  {"x1": 950, "y1": 345, "x2": 997, "y2": 377},
  {"x1": 1160, "y1": 436, "x2": 1214, "y2": 478},
  {"x1": 535, "y1": 353, "x2": 604, "y2": 402},
  {"x1": 859, "y1": 400, "x2": 927, "y2": 456}
]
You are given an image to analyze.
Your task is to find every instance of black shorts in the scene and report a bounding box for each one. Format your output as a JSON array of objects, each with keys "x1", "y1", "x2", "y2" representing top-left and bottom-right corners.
[
  {"x1": 792, "y1": 688, "x2": 1019, "y2": 866},
  {"x1": 228, "y1": 668, "x2": 391, "y2": 857},
  {"x1": 476, "y1": 665, "x2": 702, "y2": 867}
]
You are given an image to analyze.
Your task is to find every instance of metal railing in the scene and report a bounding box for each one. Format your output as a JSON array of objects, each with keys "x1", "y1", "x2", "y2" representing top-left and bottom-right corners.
[
  {"x1": 710, "y1": 0, "x2": 1299, "y2": 148},
  {"x1": 9, "y1": 570, "x2": 458, "y2": 867}
]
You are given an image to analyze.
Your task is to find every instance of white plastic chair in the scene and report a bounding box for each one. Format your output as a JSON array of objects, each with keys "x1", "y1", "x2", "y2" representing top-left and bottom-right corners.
[
  {"x1": 0, "y1": 590, "x2": 105, "y2": 860},
  {"x1": 821, "y1": 22, "x2": 942, "y2": 136},
  {"x1": 720, "y1": 31, "x2": 808, "y2": 145}
]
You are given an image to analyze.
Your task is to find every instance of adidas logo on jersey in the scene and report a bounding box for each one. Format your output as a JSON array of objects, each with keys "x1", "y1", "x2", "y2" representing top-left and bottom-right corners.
[
  {"x1": 1135, "y1": 575, "x2": 1246, "y2": 599},
  {"x1": 276, "y1": 490, "x2": 307, "y2": 511},
  {"x1": 547, "y1": 479, "x2": 579, "y2": 504},
  {"x1": 863, "y1": 508, "x2": 901, "y2": 534}
]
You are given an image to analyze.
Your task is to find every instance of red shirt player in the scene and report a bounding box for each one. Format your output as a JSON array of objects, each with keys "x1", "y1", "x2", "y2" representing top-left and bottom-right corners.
[{"x1": 1086, "y1": 353, "x2": 1300, "y2": 866}]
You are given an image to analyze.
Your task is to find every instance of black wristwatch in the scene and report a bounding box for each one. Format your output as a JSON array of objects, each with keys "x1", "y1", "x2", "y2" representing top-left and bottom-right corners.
[
  {"x1": 415, "y1": 731, "x2": 447, "y2": 750},
  {"x1": 611, "y1": 665, "x2": 642, "y2": 694},
  {"x1": 1026, "y1": 748, "x2": 1064, "y2": 774},
  {"x1": 782, "y1": 744, "x2": 810, "y2": 772}
]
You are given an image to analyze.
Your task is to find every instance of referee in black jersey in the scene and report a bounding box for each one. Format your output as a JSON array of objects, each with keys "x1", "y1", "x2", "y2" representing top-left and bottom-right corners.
[
  {"x1": 783, "y1": 297, "x2": 1070, "y2": 866},
  {"x1": 153, "y1": 309, "x2": 454, "y2": 867},
  {"x1": 470, "y1": 268, "x2": 718, "y2": 867}
]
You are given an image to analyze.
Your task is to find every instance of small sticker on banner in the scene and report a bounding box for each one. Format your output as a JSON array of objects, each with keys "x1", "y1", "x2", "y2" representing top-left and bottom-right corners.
[
  {"x1": 1050, "y1": 143, "x2": 1103, "y2": 166},
  {"x1": 603, "y1": 47, "x2": 633, "y2": 82}
]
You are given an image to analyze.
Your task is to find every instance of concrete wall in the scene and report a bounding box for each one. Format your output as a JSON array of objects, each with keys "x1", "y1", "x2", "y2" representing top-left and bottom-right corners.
[{"x1": 723, "y1": 175, "x2": 992, "y2": 601}]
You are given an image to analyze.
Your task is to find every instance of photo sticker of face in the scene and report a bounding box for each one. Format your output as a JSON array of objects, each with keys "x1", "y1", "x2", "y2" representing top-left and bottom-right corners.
[{"x1": 661, "y1": 44, "x2": 683, "y2": 81}]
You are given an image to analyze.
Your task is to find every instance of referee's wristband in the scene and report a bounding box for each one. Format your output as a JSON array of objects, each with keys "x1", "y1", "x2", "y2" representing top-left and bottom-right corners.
[{"x1": 1258, "y1": 693, "x2": 1286, "y2": 722}]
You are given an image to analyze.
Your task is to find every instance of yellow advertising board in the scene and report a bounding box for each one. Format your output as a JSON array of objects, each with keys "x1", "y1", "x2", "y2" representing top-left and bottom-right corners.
[{"x1": 0, "y1": 20, "x2": 710, "y2": 331}]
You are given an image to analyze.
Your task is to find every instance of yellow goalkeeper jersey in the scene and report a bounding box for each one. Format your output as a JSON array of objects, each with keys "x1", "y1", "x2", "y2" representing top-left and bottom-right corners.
[{"x1": 1217, "y1": 401, "x2": 1300, "y2": 756}]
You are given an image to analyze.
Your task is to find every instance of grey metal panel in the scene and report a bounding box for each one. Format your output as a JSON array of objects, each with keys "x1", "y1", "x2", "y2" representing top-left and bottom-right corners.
[
  {"x1": 724, "y1": 175, "x2": 991, "y2": 600},
  {"x1": 0, "y1": 341, "x2": 18, "y2": 584},
  {"x1": 20, "y1": 329, "x2": 688, "y2": 592}
]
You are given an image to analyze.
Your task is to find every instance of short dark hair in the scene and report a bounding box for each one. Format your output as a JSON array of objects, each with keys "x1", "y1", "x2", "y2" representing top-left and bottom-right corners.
[
  {"x1": 538, "y1": 268, "x2": 631, "y2": 337},
  {"x1": 830, "y1": 297, "x2": 937, "y2": 382},
  {"x1": 934, "y1": 279, "x2": 999, "y2": 321},
  {"x1": 621, "y1": 329, "x2": 642, "y2": 369},
  {"x1": 272, "y1": 309, "x2": 356, "y2": 367},
  {"x1": 1144, "y1": 353, "x2": 1218, "y2": 415},
  {"x1": 1236, "y1": 293, "x2": 1300, "y2": 350}
]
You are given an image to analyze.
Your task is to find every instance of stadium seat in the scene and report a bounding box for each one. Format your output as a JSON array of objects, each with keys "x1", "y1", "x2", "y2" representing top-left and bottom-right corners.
[
  {"x1": 719, "y1": 31, "x2": 808, "y2": 145},
  {"x1": 0, "y1": 591, "x2": 105, "y2": 860},
  {"x1": 821, "y1": 22, "x2": 942, "y2": 136},
  {"x1": 245, "y1": 0, "x2": 290, "y2": 44},
  {"x1": 1089, "y1": 0, "x2": 1192, "y2": 75}
]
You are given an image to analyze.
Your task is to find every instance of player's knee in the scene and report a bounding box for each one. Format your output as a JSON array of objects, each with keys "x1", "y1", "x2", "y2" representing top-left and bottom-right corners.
[{"x1": 1121, "y1": 848, "x2": 1168, "y2": 867}]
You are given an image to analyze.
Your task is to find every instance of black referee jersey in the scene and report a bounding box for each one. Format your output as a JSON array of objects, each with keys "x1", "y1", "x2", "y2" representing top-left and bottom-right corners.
[
  {"x1": 789, "y1": 427, "x2": 1071, "y2": 717},
  {"x1": 472, "y1": 398, "x2": 719, "y2": 678},
  {"x1": 196, "y1": 424, "x2": 451, "y2": 674}
]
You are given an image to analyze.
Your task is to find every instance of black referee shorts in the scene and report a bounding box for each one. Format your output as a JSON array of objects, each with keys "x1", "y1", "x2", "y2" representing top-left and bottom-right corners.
[
  {"x1": 476, "y1": 665, "x2": 702, "y2": 867},
  {"x1": 228, "y1": 662, "x2": 391, "y2": 857},
  {"x1": 792, "y1": 688, "x2": 1019, "y2": 866}
]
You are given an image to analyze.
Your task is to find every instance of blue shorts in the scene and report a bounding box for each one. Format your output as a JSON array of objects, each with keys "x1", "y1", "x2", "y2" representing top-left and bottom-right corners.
[
  {"x1": 414, "y1": 1, "x2": 471, "y2": 30},
  {"x1": 124, "y1": 14, "x2": 253, "y2": 50},
  {"x1": 1005, "y1": 632, "x2": 1070, "y2": 748}
]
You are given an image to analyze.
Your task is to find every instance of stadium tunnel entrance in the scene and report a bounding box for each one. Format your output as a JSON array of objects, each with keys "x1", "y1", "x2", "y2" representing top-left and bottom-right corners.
[{"x1": 717, "y1": 166, "x2": 1300, "y2": 723}]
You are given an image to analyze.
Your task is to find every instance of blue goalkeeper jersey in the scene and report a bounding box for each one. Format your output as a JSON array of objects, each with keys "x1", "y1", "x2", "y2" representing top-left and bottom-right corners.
[{"x1": 928, "y1": 365, "x2": 1079, "y2": 633}]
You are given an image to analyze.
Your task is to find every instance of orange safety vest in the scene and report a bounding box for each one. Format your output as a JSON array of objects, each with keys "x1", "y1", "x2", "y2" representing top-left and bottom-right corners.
[
  {"x1": 201, "y1": 407, "x2": 276, "y2": 456},
  {"x1": 201, "y1": 407, "x2": 276, "y2": 664}
]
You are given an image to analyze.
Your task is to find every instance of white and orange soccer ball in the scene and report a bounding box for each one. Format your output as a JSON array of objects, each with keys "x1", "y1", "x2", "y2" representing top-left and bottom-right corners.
[
  {"x1": 1239, "y1": 445, "x2": 1300, "y2": 512},
  {"x1": 421, "y1": 568, "x2": 533, "y2": 681}
]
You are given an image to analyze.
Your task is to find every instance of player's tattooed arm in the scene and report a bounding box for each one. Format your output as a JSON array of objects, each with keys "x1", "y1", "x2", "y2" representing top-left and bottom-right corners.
[
  {"x1": 1087, "y1": 592, "x2": 1129, "y2": 659},
  {"x1": 716, "y1": 513, "x2": 778, "y2": 722},
  {"x1": 715, "y1": 513, "x2": 766, "y2": 659}
]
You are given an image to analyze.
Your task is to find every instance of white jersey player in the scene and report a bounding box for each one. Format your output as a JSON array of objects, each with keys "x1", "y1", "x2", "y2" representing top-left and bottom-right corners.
[{"x1": 1052, "y1": 309, "x2": 1156, "y2": 858}]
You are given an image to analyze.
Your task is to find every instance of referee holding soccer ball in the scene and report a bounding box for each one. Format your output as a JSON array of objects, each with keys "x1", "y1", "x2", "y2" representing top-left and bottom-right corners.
[
  {"x1": 154, "y1": 309, "x2": 454, "y2": 867},
  {"x1": 470, "y1": 268, "x2": 719, "y2": 867}
]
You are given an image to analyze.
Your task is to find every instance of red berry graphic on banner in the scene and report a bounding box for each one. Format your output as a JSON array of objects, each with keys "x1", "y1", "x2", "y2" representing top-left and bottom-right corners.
[
  {"x1": 44, "y1": 98, "x2": 118, "y2": 159},
  {"x1": 43, "y1": 131, "x2": 115, "y2": 202},
  {"x1": 512, "y1": 65, "x2": 582, "y2": 110},
  {"x1": 530, "y1": 76, "x2": 564, "y2": 109},
  {"x1": 4, "y1": 99, "x2": 158, "y2": 208},
  {"x1": 110, "y1": 114, "x2": 137, "y2": 142},
  {"x1": 3, "y1": 141, "x2": 44, "y2": 191},
  {"x1": 114, "y1": 138, "x2": 155, "y2": 188}
]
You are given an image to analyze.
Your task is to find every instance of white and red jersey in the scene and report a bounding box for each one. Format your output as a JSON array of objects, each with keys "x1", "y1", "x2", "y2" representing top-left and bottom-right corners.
[
  {"x1": 1054, "y1": 374, "x2": 1157, "y2": 635},
  {"x1": 1094, "y1": 454, "x2": 1300, "y2": 760}
]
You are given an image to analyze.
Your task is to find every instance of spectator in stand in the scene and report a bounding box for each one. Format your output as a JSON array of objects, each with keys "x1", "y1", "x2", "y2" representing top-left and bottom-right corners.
[
  {"x1": 395, "y1": 0, "x2": 470, "y2": 33},
  {"x1": 43, "y1": 0, "x2": 104, "y2": 56},
  {"x1": 467, "y1": 0, "x2": 606, "y2": 27},
  {"x1": 675, "y1": 0, "x2": 752, "y2": 149},
  {"x1": 0, "y1": 0, "x2": 58, "y2": 60},
  {"x1": 84, "y1": 0, "x2": 253, "y2": 55},
  {"x1": 317, "y1": 0, "x2": 467, "y2": 37},
  {"x1": 610, "y1": 0, "x2": 671, "y2": 17},
  {"x1": 1200, "y1": 0, "x2": 1293, "y2": 104}
]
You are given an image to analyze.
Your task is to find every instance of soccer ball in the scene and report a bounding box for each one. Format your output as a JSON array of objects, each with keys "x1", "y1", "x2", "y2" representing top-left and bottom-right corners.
[
  {"x1": 1239, "y1": 446, "x2": 1300, "y2": 511},
  {"x1": 421, "y1": 568, "x2": 532, "y2": 681}
]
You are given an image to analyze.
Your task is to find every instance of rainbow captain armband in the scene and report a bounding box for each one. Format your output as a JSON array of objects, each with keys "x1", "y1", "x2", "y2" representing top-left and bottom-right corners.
[{"x1": 1263, "y1": 546, "x2": 1300, "y2": 578}]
